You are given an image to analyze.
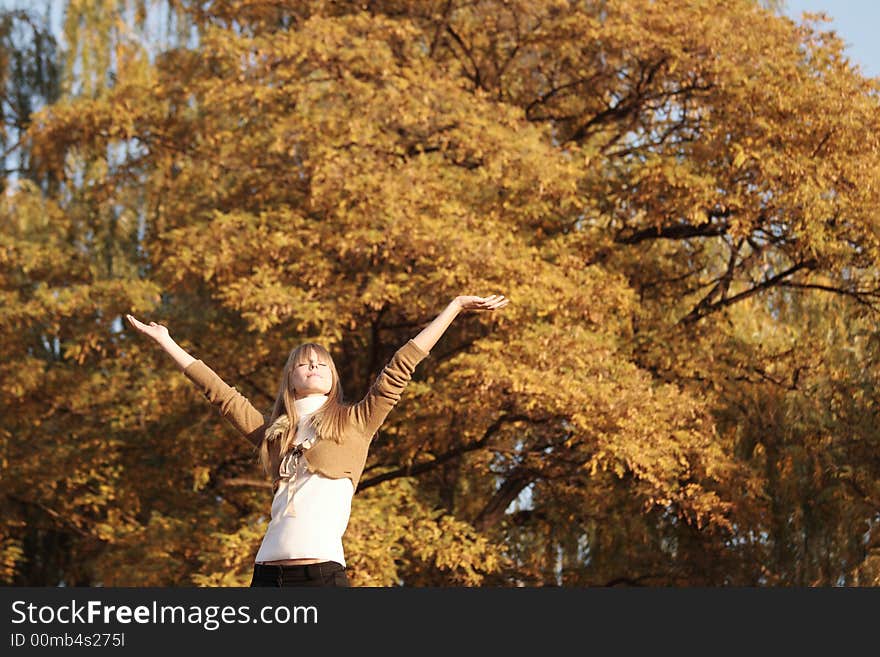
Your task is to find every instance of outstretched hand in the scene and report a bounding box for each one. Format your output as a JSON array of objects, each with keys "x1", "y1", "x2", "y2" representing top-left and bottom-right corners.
[
  {"x1": 455, "y1": 294, "x2": 510, "y2": 312},
  {"x1": 125, "y1": 313, "x2": 171, "y2": 343}
]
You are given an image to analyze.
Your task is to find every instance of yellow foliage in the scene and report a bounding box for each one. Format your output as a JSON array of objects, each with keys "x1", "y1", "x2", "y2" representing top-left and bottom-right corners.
[{"x1": 3, "y1": 0, "x2": 879, "y2": 587}]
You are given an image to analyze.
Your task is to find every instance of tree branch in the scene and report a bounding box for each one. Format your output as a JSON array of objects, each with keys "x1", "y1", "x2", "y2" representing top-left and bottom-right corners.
[
  {"x1": 357, "y1": 413, "x2": 543, "y2": 491},
  {"x1": 473, "y1": 467, "x2": 536, "y2": 531},
  {"x1": 615, "y1": 217, "x2": 729, "y2": 245},
  {"x1": 778, "y1": 281, "x2": 880, "y2": 309},
  {"x1": 680, "y1": 259, "x2": 817, "y2": 325},
  {"x1": 445, "y1": 25, "x2": 482, "y2": 88}
]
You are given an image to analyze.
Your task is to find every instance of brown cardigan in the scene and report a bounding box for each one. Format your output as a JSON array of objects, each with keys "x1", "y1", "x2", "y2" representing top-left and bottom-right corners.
[{"x1": 182, "y1": 339, "x2": 430, "y2": 493}]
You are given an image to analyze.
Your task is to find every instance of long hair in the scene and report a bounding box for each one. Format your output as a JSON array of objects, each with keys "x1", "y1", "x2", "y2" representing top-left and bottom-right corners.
[{"x1": 258, "y1": 342, "x2": 352, "y2": 478}]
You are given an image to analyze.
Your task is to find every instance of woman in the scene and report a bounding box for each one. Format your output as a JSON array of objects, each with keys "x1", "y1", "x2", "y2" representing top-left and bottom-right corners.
[{"x1": 125, "y1": 293, "x2": 509, "y2": 587}]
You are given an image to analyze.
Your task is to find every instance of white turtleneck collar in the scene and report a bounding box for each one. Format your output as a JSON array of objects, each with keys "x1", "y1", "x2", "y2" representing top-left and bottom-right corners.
[{"x1": 293, "y1": 394, "x2": 328, "y2": 417}]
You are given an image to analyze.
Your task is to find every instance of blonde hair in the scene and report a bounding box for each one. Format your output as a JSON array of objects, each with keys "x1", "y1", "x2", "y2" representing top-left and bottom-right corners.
[{"x1": 258, "y1": 342, "x2": 352, "y2": 478}]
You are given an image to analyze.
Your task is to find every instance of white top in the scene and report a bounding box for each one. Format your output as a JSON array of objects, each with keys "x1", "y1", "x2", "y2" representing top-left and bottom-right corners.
[{"x1": 254, "y1": 394, "x2": 354, "y2": 566}]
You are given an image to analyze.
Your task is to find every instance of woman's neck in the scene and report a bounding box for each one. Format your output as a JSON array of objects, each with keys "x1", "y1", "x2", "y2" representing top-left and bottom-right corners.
[{"x1": 293, "y1": 394, "x2": 328, "y2": 416}]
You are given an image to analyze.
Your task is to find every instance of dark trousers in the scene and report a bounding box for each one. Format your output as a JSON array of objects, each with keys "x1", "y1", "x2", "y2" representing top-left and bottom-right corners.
[{"x1": 249, "y1": 561, "x2": 350, "y2": 587}]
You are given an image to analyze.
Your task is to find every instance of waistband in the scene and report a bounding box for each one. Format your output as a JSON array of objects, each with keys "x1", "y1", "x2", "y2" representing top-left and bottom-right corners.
[{"x1": 253, "y1": 561, "x2": 344, "y2": 578}]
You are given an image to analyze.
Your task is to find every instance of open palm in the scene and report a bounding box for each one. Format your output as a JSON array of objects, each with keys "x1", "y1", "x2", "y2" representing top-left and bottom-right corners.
[
  {"x1": 457, "y1": 294, "x2": 510, "y2": 312},
  {"x1": 125, "y1": 314, "x2": 170, "y2": 342}
]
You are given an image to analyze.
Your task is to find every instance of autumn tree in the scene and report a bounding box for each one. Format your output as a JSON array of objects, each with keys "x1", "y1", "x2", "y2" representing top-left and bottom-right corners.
[{"x1": 2, "y1": 0, "x2": 878, "y2": 586}]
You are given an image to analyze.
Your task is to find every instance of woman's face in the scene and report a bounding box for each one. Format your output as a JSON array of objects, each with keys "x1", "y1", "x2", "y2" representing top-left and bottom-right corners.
[{"x1": 290, "y1": 350, "x2": 333, "y2": 399}]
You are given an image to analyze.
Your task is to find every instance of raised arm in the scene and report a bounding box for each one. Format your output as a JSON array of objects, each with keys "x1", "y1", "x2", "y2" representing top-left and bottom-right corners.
[
  {"x1": 354, "y1": 294, "x2": 509, "y2": 437},
  {"x1": 125, "y1": 313, "x2": 266, "y2": 446},
  {"x1": 125, "y1": 314, "x2": 195, "y2": 371},
  {"x1": 411, "y1": 294, "x2": 509, "y2": 354}
]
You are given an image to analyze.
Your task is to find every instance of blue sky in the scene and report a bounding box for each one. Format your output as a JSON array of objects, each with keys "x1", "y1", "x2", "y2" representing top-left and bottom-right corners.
[{"x1": 784, "y1": 0, "x2": 880, "y2": 77}]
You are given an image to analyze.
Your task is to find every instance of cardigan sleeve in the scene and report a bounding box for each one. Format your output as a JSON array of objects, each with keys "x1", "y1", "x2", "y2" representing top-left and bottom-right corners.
[
  {"x1": 183, "y1": 360, "x2": 267, "y2": 448},
  {"x1": 352, "y1": 339, "x2": 429, "y2": 438}
]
